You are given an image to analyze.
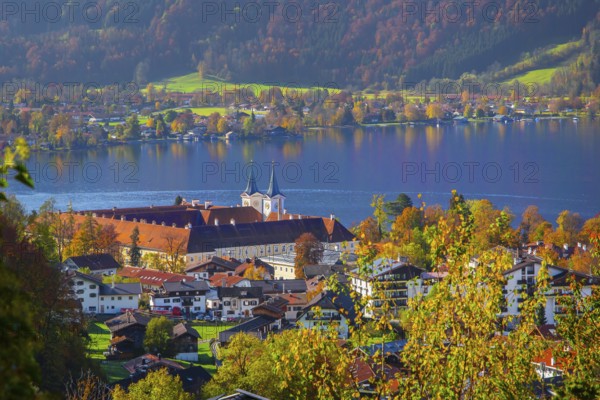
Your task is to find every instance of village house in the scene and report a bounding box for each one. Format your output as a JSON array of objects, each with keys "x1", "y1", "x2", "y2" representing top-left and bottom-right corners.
[
  {"x1": 105, "y1": 311, "x2": 151, "y2": 351},
  {"x1": 296, "y1": 290, "x2": 356, "y2": 339},
  {"x1": 218, "y1": 297, "x2": 286, "y2": 343},
  {"x1": 502, "y1": 255, "x2": 600, "y2": 325},
  {"x1": 209, "y1": 272, "x2": 251, "y2": 288},
  {"x1": 185, "y1": 256, "x2": 242, "y2": 279},
  {"x1": 349, "y1": 258, "x2": 426, "y2": 318},
  {"x1": 69, "y1": 271, "x2": 141, "y2": 314},
  {"x1": 171, "y1": 322, "x2": 201, "y2": 361},
  {"x1": 216, "y1": 286, "x2": 263, "y2": 319},
  {"x1": 118, "y1": 267, "x2": 190, "y2": 291},
  {"x1": 64, "y1": 253, "x2": 121, "y2": 275},
  {"x1": 149, "y1": 279, "x2": 211, "y2": 318}
]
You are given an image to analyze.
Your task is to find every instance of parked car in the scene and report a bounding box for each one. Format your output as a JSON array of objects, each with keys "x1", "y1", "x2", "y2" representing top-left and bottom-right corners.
[
  {"x1": 221, "y1": 316, "x2": 229, "y2": 322},
  {"x1": 204, "y1": 315, "x2": 214, "y2": 322}
]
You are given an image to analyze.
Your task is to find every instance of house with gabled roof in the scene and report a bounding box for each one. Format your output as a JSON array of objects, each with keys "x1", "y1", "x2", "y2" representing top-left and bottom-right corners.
[
  {"x1": 349, "y1": 258, "x2": 426, "y2": 317},
  {"x1": 68, "y1": 271, "x2": 141, "y2": 314},
  {"x1": 149, "y1": 279, "x2": 211, "y2": 318},
  {"x1": 64, "y1": 253, "x2": 120, "y2": 275},
  {"x1": 502, "y1": 255, "x2": 600, "y2": 325},
  {"x1": 297, "y1": 290, "x2": 357, "y2": 339}
]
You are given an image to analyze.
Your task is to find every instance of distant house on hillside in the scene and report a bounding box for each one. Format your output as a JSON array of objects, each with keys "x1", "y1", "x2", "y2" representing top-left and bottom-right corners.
[{"x1": 64, "y1": 253, "x2": 120, "y2": 275}]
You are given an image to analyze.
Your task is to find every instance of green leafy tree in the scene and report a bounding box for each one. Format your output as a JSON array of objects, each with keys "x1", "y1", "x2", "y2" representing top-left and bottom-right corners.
[
  {"x1": 144, "y1": 317, "x2": 174, "y2": 356},
  {"x1": 174, "y1": 195, "x2": 183, "y2": 205},
  {"x1": 124, "y1": 114, "x2": 141, "y2": 140},
  {"x1": 384, "y1": 193, "x2": 413, "y2": 218}
]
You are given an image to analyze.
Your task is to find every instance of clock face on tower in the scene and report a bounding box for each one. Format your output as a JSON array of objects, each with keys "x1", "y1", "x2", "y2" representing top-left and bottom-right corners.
[
  {"x1": 273, "y1": 202, "x2": 278, "y2": 210},
  {"x1": 252, "y1": 199, "x2": 260, "y2": 208},
  {"x1": 265, "y1": 203, "x2": 270, "y2": 211},
  {"x1": 243, "y1": 200, "x2": 250, "y2": 206}
]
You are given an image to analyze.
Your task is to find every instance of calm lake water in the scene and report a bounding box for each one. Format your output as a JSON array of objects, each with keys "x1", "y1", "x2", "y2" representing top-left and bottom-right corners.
[{"x1": 10, "y1": 119, "x2": 600, "y2": 227}]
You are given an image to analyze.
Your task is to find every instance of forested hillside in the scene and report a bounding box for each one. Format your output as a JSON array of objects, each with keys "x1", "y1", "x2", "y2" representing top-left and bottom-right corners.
[{"x1": 1, "y1": 0, "x2": 599, "y2": 90}]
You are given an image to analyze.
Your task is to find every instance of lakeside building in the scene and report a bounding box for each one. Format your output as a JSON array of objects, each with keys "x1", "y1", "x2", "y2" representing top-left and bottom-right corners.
[{"x1": 60, "y1": 166, "x2": 356, "y2": 267}]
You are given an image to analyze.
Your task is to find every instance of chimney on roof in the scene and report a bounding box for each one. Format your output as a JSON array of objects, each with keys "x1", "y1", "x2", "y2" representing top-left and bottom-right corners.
[
  {"x1": 205, "y1": 201, "x2": 212, "y2": 209},
  {"x1": 140, "y1": 219, "x2": 146, "y2": 224},
  {"x1": 330, "y1": 214, "x2": 335, "y2": 220},
  {"x1": 152, "y1": 220, "x2": 156, "y2": 225},
  {"x1": 120, "y1": 215, "x2": 126, "y2": 221},
  {"x1": 133, "y1": 218, "x2": 137, "y2": 223},
  {"x1": 215, "y1": 218, "x2": 219, "y2": 226},
  {"x1": 92, "y1": 213, "x2": 97, "y2": 217},
  {"x1": 112, "y1": 207, "x2": 116, "y2": 212},
  {"x1": 289, "y1": 214, "x2": 293, "y2": 220},
  {"x1": 230, "y1": 218, "x2": 235, "y2": 226},
  {"x1": 172, "y1": 223, "x2": 176, "y2": 228},
  {"x1": 161, "y1": 221, "x2": 165, "y2": 226},
  {"x1": 101, "y1": 214, "x2": 105, "y2": 218}
]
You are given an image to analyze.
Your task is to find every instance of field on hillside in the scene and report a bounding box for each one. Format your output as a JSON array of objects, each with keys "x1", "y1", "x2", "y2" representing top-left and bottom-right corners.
[
  {"x1": 506, "y1": 68, "x2": 557, "y2": 85},
  {"x1": 150, "y1": 73, "x2": 330, "y2": 96}
]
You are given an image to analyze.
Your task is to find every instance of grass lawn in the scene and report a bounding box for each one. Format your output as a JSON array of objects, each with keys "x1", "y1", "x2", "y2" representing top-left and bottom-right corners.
[
  {"x1": 87, "y1": 322, "x2": 130, "y2": 382},
  {"x1": 86, "y1": 320, "x2": 237, "y2": 383}
]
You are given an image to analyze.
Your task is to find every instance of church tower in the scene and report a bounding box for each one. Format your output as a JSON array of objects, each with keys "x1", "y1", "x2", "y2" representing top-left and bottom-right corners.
[
  {"x1": 263, "y1": 162, "x2": 286, "y2": 220},
  {"x1": 241, "y1": 164, "x2": 264, "y2": 213}
]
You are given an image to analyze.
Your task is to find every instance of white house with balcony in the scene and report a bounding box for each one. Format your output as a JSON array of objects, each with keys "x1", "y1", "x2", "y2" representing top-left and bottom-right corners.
[
  {"x1": 502, "y1": 256, "x2": 600, "y2": 325},
  {"x1": 69, "y1": 271, "x2": 141, "y2": 314},
  {"x1": 149, "y1": 279, "x2": 210, "y2": 318},
  {"x1": 349, "y1": 258, "x2": 426, "y2": 318}
]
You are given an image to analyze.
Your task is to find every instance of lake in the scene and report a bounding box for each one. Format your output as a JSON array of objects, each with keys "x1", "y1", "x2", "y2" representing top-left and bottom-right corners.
[{"x1": 10, "y1": 118, "x2": 600, "y2": 227}]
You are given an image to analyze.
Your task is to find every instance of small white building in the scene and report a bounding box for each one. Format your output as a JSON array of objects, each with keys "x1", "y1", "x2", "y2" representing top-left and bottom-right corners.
[{"x1": 69, "y1": 271, "x2": 141, "y2": 314}]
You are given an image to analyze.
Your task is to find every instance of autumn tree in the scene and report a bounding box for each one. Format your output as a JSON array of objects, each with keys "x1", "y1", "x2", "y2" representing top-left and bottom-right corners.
[
  {"x1": 163, "y1": 234, "x2": 186, "y2": 273},
  {"x1": 398, "y1": 195, "x2": 548, "y2": 399},
  {"x1": 554, "y1": 273, "x2": 600, "y2": 399},
  {"x1": 294, "y1": 233, "x2": 324, "y2": 278},
  {"x1": 520, "y1": 205, "x2": 547, "y2": 242},
  {"x1": 112, "y1": 369, "x2": 191, "y2": 400},
  {"x1": 425, "y1": 102, "x2": 444, "y2": 119},
  {"x1": 201, "y1": 333, "x2": 272, "y2": 398}
]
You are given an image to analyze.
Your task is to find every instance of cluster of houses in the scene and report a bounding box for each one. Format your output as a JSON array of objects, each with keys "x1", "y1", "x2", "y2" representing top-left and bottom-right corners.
[{"x1": 57, "y1": 175, "x2": 600, "y2": 397}]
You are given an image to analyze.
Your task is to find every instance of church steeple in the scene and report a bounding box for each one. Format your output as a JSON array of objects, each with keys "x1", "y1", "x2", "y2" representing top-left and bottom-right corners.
[
  {"x1": 242, "y1": 163, "x2": 261, "y2": 196},
  {"x1": 266, "y1": 162, "x2": 284, "y2": 198}
]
